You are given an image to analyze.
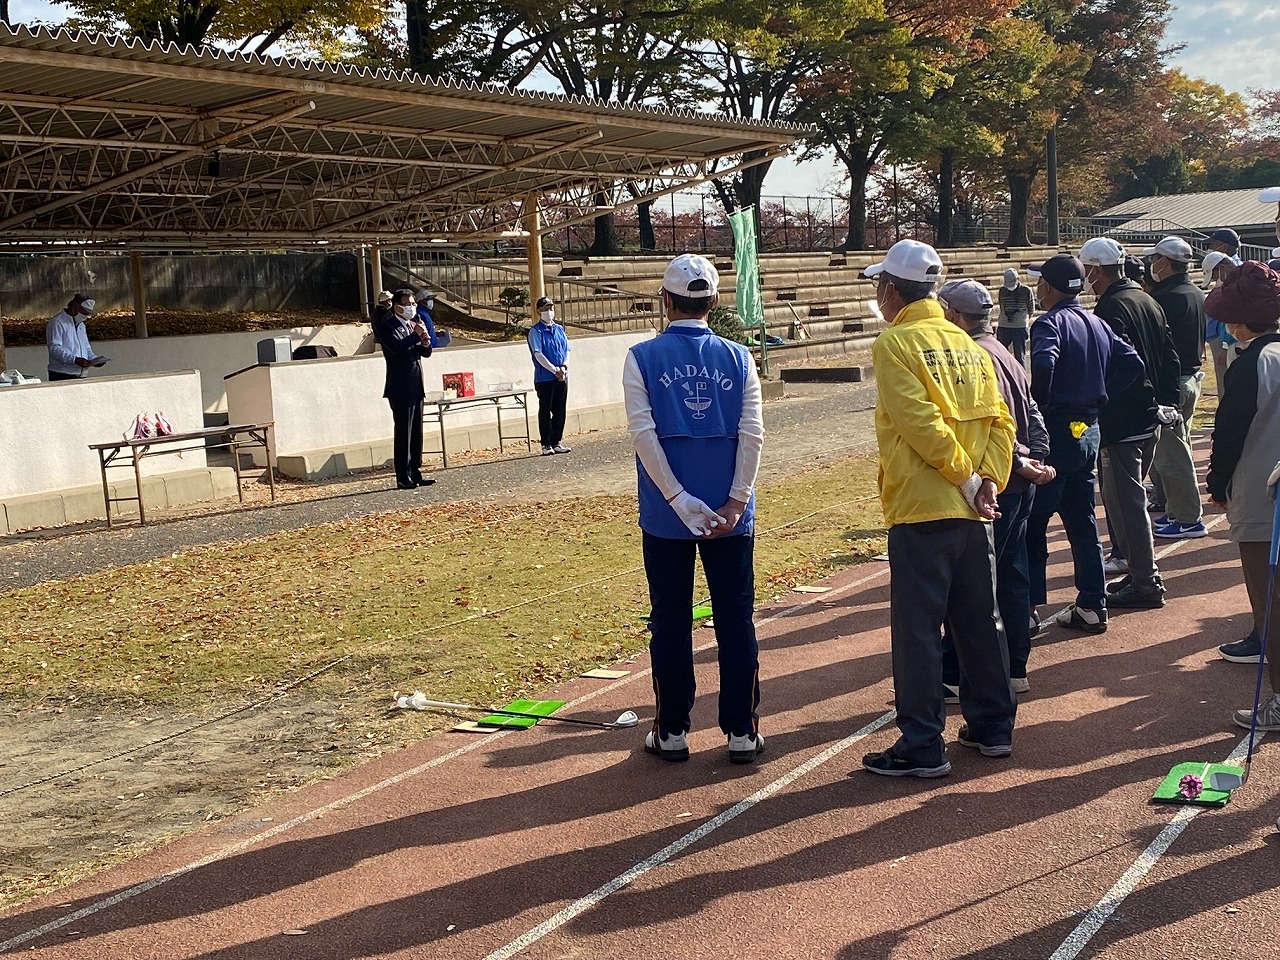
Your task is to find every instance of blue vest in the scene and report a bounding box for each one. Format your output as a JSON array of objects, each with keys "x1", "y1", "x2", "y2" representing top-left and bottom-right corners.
[
  {"x1": 529, "y1": 323, "x2": 570, "y2": 382},
  {"x1": 630, "y1": 325, "x2": 754, "y2": 539}
]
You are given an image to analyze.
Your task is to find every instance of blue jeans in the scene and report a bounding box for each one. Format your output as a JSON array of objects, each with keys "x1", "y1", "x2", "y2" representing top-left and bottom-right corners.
[
  {"x1": 643, "y1": 532, "x2": 759, "y2": 738},
  {"x1": 943, "y1": 484, "x2": 1036, "y2": 683},
  {"x1": 1027, "y1": 418, "x2": 1106, "y2": 612}
]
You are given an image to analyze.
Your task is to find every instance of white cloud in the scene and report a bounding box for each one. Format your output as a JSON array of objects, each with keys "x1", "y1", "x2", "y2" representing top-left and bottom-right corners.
[{"x1": 1167, "y1": 1, "x2": 1280, "y2": 92}]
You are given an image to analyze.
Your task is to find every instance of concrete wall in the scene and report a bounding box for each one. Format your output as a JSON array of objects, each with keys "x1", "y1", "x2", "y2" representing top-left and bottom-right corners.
[
  {"x1": 0, "y1": 251, "x2": 359, "y2": 318},
  {"x1": 226, "y1": 330, "x2": 652, "y2": 471},
  {"x1": 0, "y1": 370, "x2": 207, "y2": 499},
  {"x1": 6, "y1": 324, "x2": 374, "y2": 416}
]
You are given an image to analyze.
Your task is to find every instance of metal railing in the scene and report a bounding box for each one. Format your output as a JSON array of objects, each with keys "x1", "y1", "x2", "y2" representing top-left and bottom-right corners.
[
  {"x1": 1063, "y1": 217, "x2": 1273, "y2": 263},
  {"x1": 382, "y1": 247, "x2": 662, "y2": 334}
]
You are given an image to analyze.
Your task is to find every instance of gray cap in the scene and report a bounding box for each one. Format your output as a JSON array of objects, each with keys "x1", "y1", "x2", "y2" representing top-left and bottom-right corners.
[{"x1": 939, "y1": 279, "x2": 995, "y2": 315}]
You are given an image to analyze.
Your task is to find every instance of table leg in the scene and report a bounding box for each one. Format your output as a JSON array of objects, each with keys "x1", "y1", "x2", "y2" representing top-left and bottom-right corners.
[
  {"x1": 98, "y1": 448, "x2": 113, "y2": 529},
  {"x1": 496, "y1": 402, "x2": 505, "y2": 454},
  {"x1": 522, "y1": 396, "x2": 532, "y2": 453},
  {"x1": 263, "y1": 428, "x2": 276, "y2": 502},
  {"x1": 439, "y1": 412, "x2": 448, "y2": 470},
  {"x1": 230, "y1": 438, "x2": 245, "y2": 503},
  {"x1": 133, "y1": 449, "x2": 146, "y2": 525}
]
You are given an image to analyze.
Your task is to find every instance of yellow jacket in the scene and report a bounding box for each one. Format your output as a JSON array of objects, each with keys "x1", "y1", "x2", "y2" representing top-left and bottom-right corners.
[{"x1": 872, "y1": 298, "x2": 1016, "y2": 528}]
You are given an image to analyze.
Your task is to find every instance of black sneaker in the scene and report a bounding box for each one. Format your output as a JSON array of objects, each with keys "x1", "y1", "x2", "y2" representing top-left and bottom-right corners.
[
  {"x1": 956, "y1": 724, "x2": 1012, "y2": 758},
  {"x1": 1219, "y1": 631, "x2": 1262, "y2": 664},
  {"x1": 861, "y1": 748, "x2": 951, "y2": 778},
  {"x1": 1030, "y1": 609, "x2": 1046, "y2": 639},
  {"x1": 1048, "y1": 604, "x2": 1108, "y2": 634},
  {"x1": 1107, "y1": 579, "x2": 1165, "y2": 609}
]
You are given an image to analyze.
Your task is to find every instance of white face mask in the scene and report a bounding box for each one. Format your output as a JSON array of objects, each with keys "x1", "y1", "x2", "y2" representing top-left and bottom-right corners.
[
  {"x1": 396, "y1": 304, "x2": 417, "y2": 321},
  {"x1": 425, "y1": 299, "x2": 434, "y2": 310},
  {"x1": 539, "y1": 310, "x2": 554, "y2": 323}
]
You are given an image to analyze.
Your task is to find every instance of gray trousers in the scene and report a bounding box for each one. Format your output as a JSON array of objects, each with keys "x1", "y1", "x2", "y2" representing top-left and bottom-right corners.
[
  {"x1": 1100, "y1": 437, "x2": 1159, "y2": 584},
  {"x1": 1149, "y1": 375, "x2": 1202, "y2": 524},
  {"x1": 888, "y1": 519, "x2": 1016, "y2": 765},
  {"x1": 1240, "y1": 541, "x2": 1280, "y2": 693}
]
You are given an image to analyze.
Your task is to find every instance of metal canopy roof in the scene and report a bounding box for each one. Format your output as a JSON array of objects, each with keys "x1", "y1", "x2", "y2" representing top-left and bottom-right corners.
[
  {"x1": 0, "y1": 25, "x2": 807, "y2": 248},
  {"x1": 1095, "y1": 188, "x2": 1275, "y2": 233}
]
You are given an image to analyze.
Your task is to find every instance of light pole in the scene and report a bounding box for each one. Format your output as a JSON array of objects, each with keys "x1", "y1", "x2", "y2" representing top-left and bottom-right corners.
[{"x1": 1046, "y1": 121, "x2": 1060, "y2": 246}]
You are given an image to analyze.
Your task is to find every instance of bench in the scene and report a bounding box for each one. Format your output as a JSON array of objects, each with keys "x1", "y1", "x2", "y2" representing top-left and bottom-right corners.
[
  {"x1": 89, "y1": 422, "x2": 276, "y2": 527},
  {"x1": 421, "y1": 390, "x2": 531, "y2": 468}
]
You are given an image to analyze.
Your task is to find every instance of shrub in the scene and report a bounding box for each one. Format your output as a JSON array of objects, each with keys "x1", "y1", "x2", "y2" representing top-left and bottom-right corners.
[{"x1": 707, "y1": 304, "x2": 746, "y2": 343}]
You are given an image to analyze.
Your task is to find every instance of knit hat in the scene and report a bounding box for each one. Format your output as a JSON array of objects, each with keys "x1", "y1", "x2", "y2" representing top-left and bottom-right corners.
[
  {"x1": 1003, "y1": 267, "x2": 1018, "y2": 289},
  {"x1": 1204, "y1": 261, "x2": 1280, "y2": 331}
]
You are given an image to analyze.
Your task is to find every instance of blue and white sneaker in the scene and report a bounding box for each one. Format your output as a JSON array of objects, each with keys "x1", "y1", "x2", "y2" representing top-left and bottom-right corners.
[
  {"x1": 1153, "y1": 519, "x2": 1207, "y2": 539},
  {"x1": 1219, "y1": 631, "x2": 1262, "y2": 664}
]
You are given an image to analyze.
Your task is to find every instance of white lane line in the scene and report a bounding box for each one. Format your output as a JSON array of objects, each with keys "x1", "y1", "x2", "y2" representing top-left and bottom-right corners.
[
  {"x1": 1048, "y1": 733, "x2": 1260, "y2": 960},
  {"x1": 0, "y1": 565, "x2": 890, "y2": 952},
  {"x1": 482, "y1": 710, "x2": 898, "y2": 960}
]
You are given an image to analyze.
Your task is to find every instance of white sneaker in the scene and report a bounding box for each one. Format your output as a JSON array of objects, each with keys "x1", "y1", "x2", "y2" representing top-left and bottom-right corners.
[
  {"x1": 644, "y1": 729, "x2": 689, "y2": 762},
  {"x1": 541, "y1": 445, "x2": 555, "y2": 456},
  {"x1": 1233, "y1": 694, "x2": 1280, "y2": 732},
  {"x1": 1011, "y1": 676, "x2": 1031, "y2": 695},
  {"x1": 728, "y1": 731, "x2": 764, "y2": 764},
  {"x1": 552, "y1": 443, "x2": 572, "y2": 454},
  {"x1": 1103, "y1": 555, "x2": 1129, "y2": 575}
]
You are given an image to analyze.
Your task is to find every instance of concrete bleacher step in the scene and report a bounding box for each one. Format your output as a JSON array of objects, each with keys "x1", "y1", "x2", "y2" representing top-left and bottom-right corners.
[
  {"x1": 0, "y1": 467, "x2": 238, "y2": 534},
  {"x1": 780, "y1": 365, "x2": 870, "y2": 384}
]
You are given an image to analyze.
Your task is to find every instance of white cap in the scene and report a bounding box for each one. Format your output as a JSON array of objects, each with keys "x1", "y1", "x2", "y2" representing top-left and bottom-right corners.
[
  {"x1": 1271, "y1": 246, "x2": 1280, "y2": 259},
  {"x1": 376, "y1": 290, "x2": 393, "y2": 302},
  {"x1": 1259, "y1": 186, "x2": 1280, "y2": 203},
  {"x1": 80, "y1": 298, "x2": 96, "y2": 314},
  {"x1": 863, "y1": 239, "x2": 944, "y2": 284},
  {"x1": 1200, "y1": 250, "x2": 1232, "y2": 284},
  {"x1": 415, "y1": 288, "x2": 433, "y2": 303},
  {"x1": 1139, "y1": 236, "x2": 1194, "y2": 262},
  {"x1": 663, "y1": 254, "x2": 720, "y2": 297},
  {"x1": 1079, "y1": 237, "x2": 1126, "y2": 266}
]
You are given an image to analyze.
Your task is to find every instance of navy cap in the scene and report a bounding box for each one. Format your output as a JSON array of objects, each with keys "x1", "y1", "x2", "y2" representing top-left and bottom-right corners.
[
  {"x1": 1028, "y1": 254, "x2": 1087, "y2": 295},
  {"x1": 1208, "y1": 228, "x2": 1240, "y2": 251}
]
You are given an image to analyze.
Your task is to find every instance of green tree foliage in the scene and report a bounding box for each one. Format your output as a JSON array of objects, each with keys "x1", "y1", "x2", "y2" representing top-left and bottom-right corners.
[{"x1": 67, "y1": 0, "x2": 391, "y2": 53}]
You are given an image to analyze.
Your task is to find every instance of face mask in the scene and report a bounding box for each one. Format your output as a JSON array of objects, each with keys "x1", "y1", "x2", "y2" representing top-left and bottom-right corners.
[
  {"x1": 425, "y1": 299, "x2": 434, "y2": 310},
  {"x1": 396, "y1": 304, "x2": 417, "y2": 320},
  {"x1": 1149, "y1": 259, "x2": 1163, "y2": 284},
  {"x1": 539, "y1": 310, "x2": 554, "y2": 323}
]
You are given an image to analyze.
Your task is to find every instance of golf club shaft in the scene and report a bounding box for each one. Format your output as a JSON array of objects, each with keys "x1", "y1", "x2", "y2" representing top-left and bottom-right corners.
[{"x1": 418, "y1": 698, "x2": 619, "y2": 729}]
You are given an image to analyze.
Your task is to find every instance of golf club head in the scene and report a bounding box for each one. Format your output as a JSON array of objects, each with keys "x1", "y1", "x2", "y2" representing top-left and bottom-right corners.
[
  {"x1": 612, "y1": 710, "x2": 640, "y2": 728},
  {"x1": 1208, "y1": 770, "x2": 1245, "y2": 792}
]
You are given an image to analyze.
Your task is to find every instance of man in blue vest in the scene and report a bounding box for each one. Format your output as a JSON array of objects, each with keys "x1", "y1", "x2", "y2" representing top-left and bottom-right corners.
[
  {"x1": 528, "y1": 295, "x2": 571, "y2": 455},
  {"x1": 623, "y1": 254, "x2": 765, "y2": 764}
]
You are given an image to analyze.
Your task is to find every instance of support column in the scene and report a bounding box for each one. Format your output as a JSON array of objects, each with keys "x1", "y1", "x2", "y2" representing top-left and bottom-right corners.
[
  {"x1": 369, "y1": 243, "x2": 383, "y2": 300},
  {"x1": 130, "y1": 250, "x2": 148, "y2": 338},
  {"x1": 523, "y1": 192, "x2": 545, "y2": 322},
  {"x1": 357, "y1": 245, "x2": 370, "y2": 318}
]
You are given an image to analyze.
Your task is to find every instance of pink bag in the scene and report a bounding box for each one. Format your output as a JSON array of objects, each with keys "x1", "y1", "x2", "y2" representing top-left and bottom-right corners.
[
  {"x1": 154, "y1": 412, "x2": 174, "y2": 436},
  {"x1": 127, "y1": 414, "x2": 155, "y2": 441}
]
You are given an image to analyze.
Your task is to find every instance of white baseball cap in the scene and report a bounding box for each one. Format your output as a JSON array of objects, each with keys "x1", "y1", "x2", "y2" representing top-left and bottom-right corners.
[
  {"x1": 1200, "y1": 250, "x2": 1232, "y2": 284},
  {"x1": 863, "y1": 239, "x2": 944, "y2": 284},
  {"x1": 1079, "y1": 237, "x2": 1126, "y2": 266},
  {"x1": 414, "y1": 288, "x2": 433, "y2": 303},
  {"x1": 1259, "y1": 186, "x2": 1280, "y2": 203},
  {"x1": 663, "y1": 254, "x2": 719, "y2": 297},
  {"x1": 1139, "y1": 236, "x2": 1194, "y2": 262}
]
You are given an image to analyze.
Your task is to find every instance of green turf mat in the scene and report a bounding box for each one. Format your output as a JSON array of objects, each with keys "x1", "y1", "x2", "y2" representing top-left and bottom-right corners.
[
  {"x1": 692, "y1": 603, "x2": 713, "y2": 620},
  {"x1": 477, "y1": 698, "x2": 567, "y2": 729},
  {"x1": 1151, "y1": 762, "x2": 1243, "y2": 807}
]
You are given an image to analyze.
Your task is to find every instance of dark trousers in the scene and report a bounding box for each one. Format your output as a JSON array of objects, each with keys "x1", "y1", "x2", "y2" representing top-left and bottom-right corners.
[
  {"x1": 997, "y1": 327, "x2": 1028, "y2": 366},
  {"x1": 47, "y1": 370, "x2": 80, "y2": 381},
  {"x1": 889, "y1": 519, "x2": 1016, "y2": 766},
  {"x1": 643, "y1": 532, "x2": 759, "y2": 738},
  {"x1": 1028, "y1": 419, "x2": 1106, "y2": 612},
  {"x1": 389, "y1": 399, "x2": 424, "y2": 484},
  {"x1": 535, "y1": 379, "x2": 568, "y2": 446},
  {"x1": 943, "y1": 485, "x2": 1036, "y2": 683}
]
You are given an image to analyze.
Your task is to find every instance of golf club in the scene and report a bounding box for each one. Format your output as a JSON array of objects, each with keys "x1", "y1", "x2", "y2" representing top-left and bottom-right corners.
[
  {"x1": 410, "y1": 696, "x2": 640, "y2": 730},
  {"x1": 1209, "y1": 487, "x2": 1279, "y2": 793}
]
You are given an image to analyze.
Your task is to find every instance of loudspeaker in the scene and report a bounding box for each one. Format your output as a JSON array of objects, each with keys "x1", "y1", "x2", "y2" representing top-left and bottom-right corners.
[{"x1": 257, "y1": 337, "x2": 293, "y2": 364}]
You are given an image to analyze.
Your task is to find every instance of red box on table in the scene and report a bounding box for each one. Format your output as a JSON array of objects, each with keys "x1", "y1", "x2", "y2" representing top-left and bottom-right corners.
[{"x1": 443, "y1": 372, "x2": 476, "y2": 397}]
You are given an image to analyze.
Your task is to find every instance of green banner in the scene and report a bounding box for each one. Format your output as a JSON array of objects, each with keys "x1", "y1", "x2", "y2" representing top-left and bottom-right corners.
[{"x1": 728, "y1": 207, "x2": 763, "y2": 329}]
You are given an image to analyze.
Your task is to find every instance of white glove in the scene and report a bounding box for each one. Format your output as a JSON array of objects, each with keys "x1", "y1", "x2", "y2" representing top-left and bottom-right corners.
[
  {"x1": 959, "y1": 472, "x2": 983, "y2": 510},
  {"x1": 1268, "y1": 460, "x2": 1280, "y2": 503},
  {"x1": 1155, "y1": 405, "x2": 1181, "y2": 426},
  {"x1": 669, "y1": 491, "x2": 726, "y2": 537}
]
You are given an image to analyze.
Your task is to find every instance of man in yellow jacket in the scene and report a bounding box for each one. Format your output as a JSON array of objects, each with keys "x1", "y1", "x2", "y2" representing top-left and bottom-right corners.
[{"x1": 862, "y1": 239, "x2": 1018, "y2": 779}]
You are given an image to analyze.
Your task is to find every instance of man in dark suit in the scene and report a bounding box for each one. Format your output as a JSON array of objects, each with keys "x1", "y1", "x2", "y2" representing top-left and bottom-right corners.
[{"x1": 373, "y1": 288, "x2": 434, "y2": 489}]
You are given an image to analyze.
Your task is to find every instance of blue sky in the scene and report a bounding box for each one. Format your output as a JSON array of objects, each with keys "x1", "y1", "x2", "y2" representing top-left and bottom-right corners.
[{"x1": 7, "y1": 0, "x2": 1274, "y2": 197}]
